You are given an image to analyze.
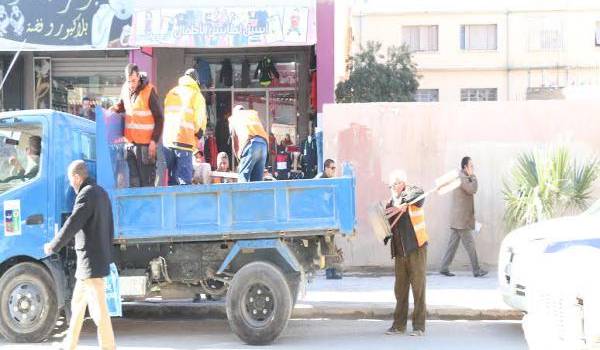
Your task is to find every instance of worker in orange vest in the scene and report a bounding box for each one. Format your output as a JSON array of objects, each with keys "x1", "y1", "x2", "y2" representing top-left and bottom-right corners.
[
  {"x1": 113, "y1": 63, "x2": 164, "y2": 187},
  {"x1": 162, "y1": 68, "x2": 207, "y2": 185},
  {"x1": 228, "y1": 105, "x2": 268, "y2": 182}
]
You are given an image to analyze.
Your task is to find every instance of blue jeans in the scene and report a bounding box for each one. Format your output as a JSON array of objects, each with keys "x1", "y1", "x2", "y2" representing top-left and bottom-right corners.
[
  {"x1": 163, "y1": 147, "x2": 193, "y2": 185},
  {"x1": 238, "y1": 137, "x2": 267, "y2": 182}
]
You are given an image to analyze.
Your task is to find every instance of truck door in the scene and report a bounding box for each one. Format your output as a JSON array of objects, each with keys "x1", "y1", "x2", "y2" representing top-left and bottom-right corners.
[{"x1": 0, "y1": 119, "x2": 49, "y2": 259}]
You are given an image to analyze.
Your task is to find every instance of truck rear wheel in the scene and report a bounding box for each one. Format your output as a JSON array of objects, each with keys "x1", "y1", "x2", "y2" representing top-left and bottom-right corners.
[
  {"x1": 226, "y1": 262, "x2": 292, "y2": 345},
  {"x1": 0, "y1": 262, "x2": 59, "y2": 343}
]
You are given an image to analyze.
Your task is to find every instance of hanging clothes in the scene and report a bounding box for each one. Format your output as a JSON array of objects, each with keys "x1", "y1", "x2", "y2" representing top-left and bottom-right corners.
[
  {"x1": 219, "y1": 59, "x2": 233, "y2": 87},
  {"x1": 204, "y1": 135, "x2": 219, "y2": 170},
  {"x1": 275, "y1": 147, "x2": 291, "y2": 180},
  {"x1": 241, "y1": 59, "x2": 251, "y2": 88},
  {"x1": 301, "y1": 135, "x2": 318, "y2": 179},
  {"x1": 310, "y1": 71, "x2": 317, "y2": 111},
  {"x1": 254, "y1": 56, "x2": 279, "y2": 87},
  {"x1": 195, "y1": 57, "x2": 213, "y2": 89}
]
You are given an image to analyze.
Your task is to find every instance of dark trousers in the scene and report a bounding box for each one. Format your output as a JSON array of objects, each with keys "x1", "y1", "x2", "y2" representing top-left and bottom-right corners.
[
  {"x1": 392, "y1": 245, "x2": 427, "y2": 332},
  {"x1": 126, "y1": 144, "x2": 156, "y2": 187}
]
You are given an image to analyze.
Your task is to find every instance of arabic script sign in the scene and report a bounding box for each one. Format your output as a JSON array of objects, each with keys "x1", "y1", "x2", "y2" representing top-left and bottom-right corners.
[
  {"x1": 0, "y1": 0, "x2": 133, "y2": 50},
  {"x1": 130, "y1": 6, "x2": 315, "y2": 48}
]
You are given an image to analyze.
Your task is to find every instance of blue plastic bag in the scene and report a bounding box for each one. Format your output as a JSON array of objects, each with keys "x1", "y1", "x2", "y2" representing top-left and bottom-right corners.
[{"x1": 104, "y1": 263, "x2": 122, "y2": 317}]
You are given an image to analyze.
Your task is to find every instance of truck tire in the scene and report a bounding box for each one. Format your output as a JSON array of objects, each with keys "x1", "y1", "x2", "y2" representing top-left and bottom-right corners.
[
  {"x1": 0, "y1": 262, "x2": 59, "y2": 343},
  {"x1": 226, "y1": 261, "x2": 292, "y2": 345}
]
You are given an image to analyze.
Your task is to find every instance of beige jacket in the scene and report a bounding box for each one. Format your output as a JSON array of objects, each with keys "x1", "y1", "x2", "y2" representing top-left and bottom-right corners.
[{"x1": 450, "y1": 169, "x2": 478, "y2": 230}]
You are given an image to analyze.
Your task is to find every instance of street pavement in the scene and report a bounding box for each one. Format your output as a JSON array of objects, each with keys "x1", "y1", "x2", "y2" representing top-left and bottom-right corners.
[
  {"x1": 0, "y1": 319, "x2": 527, "y2": 350},
  {"x1": 123, "y1": 270, "x2": 522, "y2": 321}
]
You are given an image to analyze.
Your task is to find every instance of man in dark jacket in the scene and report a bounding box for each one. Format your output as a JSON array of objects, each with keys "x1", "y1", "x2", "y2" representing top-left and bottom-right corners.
[
  {"x1": 384, "y1": 169, "x2": 428, "y2": 337},
  {"x1": 44, "y1": 160, "x2": 115, "y2": 350},
  {"x1": 439, "y1": 156, "x2": 488, "y2": 278}
]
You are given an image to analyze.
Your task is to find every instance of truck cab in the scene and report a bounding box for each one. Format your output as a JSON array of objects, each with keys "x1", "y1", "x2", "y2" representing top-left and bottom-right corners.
[{"x1": 0, "y1": 110, "x2": 95, "y2": 342}]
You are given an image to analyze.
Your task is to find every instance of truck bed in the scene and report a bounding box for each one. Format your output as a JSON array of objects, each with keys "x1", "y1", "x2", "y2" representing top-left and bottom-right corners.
[{"x1": 112, "y1": 175, "x2": 356, "y2": 243}]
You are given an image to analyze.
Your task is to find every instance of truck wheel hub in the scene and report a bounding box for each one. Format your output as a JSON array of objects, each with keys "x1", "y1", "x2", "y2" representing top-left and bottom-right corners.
[
  {"x1": 8, "y1": 283, "x2": 43, "y2": 325},
  {"x1": 245, "y1": 283, "x2": 274, "y2": 323}
]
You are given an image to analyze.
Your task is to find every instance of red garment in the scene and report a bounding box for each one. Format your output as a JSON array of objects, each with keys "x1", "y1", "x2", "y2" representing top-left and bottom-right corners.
[
  {"x1": 205, "y1": 136, "x2": 218, "y2": 169},
  {"x1": 310, "y1": 71, "x2": 317, "y2": 111}
]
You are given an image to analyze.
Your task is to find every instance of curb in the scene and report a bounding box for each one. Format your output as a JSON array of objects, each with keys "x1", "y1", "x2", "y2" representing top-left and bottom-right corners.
[{"x1": 122, "y1": 302, "x2": 522, "y2": 321}]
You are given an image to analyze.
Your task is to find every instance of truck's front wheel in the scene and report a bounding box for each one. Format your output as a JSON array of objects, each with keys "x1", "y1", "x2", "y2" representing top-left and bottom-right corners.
[
  {"x1": 226, "y1": 261, "x2": 292, "y2": 345},
  {"x1": 0, "y1": 262, "x2": 59, "y2": 343}
]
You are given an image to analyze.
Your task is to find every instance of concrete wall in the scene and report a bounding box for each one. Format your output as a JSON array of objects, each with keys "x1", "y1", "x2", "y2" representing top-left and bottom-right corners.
[{"x1": 323, "y1": 100, "x2": 600, "y2": 269}]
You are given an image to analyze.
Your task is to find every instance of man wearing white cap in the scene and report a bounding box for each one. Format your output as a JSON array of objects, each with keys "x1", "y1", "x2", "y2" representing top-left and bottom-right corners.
[
  {"x1": 384, "y1": 169, "x2": 428, "y2": 337},
  {"x1": 228, "y1": 105, "x2": 268, "y2": 182}
]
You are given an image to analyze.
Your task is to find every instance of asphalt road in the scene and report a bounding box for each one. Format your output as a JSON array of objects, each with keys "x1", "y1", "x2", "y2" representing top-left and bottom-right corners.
[{"x1": 0, "y1": 318, "x2": 527, "y2": 350}]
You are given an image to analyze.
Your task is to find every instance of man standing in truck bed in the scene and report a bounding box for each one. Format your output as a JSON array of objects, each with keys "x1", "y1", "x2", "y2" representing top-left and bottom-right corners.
[
  {"x1": 228, "y1": 105, "x2": 268, "y2": 182},
  {"x1": 113, "y1": 63, "x2": 164, "y2": 187}
]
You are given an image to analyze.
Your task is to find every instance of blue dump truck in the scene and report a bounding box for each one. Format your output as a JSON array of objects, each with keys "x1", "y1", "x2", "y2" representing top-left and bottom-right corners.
[{"x1": 0, "y1": 109, "x2": 356, "y2": 345}]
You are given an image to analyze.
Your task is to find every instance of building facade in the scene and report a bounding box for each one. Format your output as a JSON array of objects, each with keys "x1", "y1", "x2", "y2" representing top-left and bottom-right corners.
[{"x1": 349, "y1": 0, "x2": 600, "y2": 102}]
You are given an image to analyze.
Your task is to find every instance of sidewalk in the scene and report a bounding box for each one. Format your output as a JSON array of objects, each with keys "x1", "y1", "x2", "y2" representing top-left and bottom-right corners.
[
  {"x1": 293, "y1": 270, "x2": 522, "y2": 320},
  {"x1": 123, "y1": 270, "x2": 522, "y2": 321}
]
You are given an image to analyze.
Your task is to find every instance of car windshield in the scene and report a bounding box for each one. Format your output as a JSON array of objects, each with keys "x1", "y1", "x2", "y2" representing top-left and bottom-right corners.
[
  {"x1": 0, "y1": 123, "x2": 43, "y2": 195},
  {"x1": 582, "y1": 198, "x2": 600, "y2": 216}
]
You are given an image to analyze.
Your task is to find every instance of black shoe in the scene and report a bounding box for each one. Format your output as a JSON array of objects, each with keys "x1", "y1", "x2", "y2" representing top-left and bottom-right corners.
[
  {"x1": 326, "y1": 268, "x2": 343, "y2": 280},
  {"x1": 440, "y1": 271, "x2": 455, "y2": 277},
  {"x1": 474, "y1": 270, "x2": 488, "y2": 278}
]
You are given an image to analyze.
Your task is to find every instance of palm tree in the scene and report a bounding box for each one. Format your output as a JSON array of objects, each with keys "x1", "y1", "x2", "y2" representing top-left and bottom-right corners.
[{"x1": 503, "y1": 146, "x2": 599, "y2": 231}]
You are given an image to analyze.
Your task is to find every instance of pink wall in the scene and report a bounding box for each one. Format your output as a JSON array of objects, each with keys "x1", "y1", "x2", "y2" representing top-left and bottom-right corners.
[
  {"x1": 323, "y1": 101, "x2": 600, "y2": 268},
  {"x1": 317, "y1": 0, "x2": 335, "y2": 113}
]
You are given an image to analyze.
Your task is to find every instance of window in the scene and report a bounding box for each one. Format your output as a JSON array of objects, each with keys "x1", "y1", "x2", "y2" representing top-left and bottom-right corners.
[
  {"x1": 529, "y1": 18, "x2": 563, "y2": 51},
  {"x1": 0, "y1": 124, "x2": 43, "y2": 195},
  {"x1": 460, "y1": 88, "x2": 497, "y2": 101},
  {"x1": 402, "y1": 25, "x2": 438, "y2": 52},
  {"x1": 460, "y1": 24, "x2": 497, "y2": 50},
  {"x1": 414, "y1": 89, "x2": 439, "y2": 102}
]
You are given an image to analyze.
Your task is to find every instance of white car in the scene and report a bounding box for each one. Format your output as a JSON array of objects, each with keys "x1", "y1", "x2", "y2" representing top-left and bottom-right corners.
[
  {"x1": 498, "y1": 199, "x2": 600, "y2": 311},
  {"x1": 523, "y1": 237, "x2": 600, "y2": 349}
]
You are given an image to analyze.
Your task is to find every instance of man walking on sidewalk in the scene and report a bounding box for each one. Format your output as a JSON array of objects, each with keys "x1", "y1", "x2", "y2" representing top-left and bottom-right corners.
[
  {"x1": 44, "y1": 160, "x2": 116, "y2": 350},
  {"x1": 384, "y1": 170, "x2": 428, "y2": 337},
  {"x1": 439, "y1": 156, "x2": 488, "y2": 278}
]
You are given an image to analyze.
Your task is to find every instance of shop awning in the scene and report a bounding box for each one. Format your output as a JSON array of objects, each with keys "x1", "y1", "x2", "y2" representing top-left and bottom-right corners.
[{"x1": 0, "y1": 0, "x2": 316, "y2": 51}]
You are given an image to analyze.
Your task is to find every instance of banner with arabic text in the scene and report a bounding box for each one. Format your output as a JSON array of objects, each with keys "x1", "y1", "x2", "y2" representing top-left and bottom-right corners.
[
  {"x1": 130, "y1": 6, "x2": 316, "y2": 48},
  {"x1": 0, "y1": 0, "x2": 133, "y2": 50}
]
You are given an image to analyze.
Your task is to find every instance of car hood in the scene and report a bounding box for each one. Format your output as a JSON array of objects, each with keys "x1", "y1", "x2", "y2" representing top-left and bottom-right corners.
[{"x1": 502, "y1": 214, "x2": 600, "y2": 250}]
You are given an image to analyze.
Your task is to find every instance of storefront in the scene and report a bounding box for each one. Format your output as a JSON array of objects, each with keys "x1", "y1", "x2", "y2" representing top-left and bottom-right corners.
[{"x1": 132, "y1": 1, "x2": 318, "y2": 174}]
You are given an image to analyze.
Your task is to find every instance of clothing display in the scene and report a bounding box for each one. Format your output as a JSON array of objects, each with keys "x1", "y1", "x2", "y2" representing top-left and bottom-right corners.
[
  {"x1": 301, "y1": 135, "x2": 318, "y2": 179},
  {"x1": 195, "y1": 58, "x2": 213, "y2": 89},
  {"x1": 241, "y1": 59, "x2": 251, "y2": 88},
  {"x1": 204, "y1": 135, "x2": 218, "y2": 169},
  {"x1": 219, "y1": 59, "x2": 233, "y2": 87},
  {"x1": 254, "y1": 56, "x2": 279, "y2": 87}
]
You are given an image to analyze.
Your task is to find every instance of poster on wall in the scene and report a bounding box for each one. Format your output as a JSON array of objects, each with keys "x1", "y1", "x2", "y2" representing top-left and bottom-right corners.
[
  {"x1": 0, "y1": 0, "x2": 134, "y2": 51},
  {"x1": 3, "y1": 200, "x2": 22, "y2": 236},
  {"x1": 130, "y1": 5, "x2": 316, "y2": 48},
  {"x1": 33, "y1": 57, "x2": 51, "y2": 109}
]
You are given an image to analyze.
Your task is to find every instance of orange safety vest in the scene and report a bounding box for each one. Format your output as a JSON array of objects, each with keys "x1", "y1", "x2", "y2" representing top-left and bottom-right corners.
[
  {"x1": 408, "y1": 204, "x2": 429, "y2": 247},
  {"x1": 123, "y1": 83, "x2": 155, "y2": 144},
  {"x1": 163, "y1": 80, "x2": 202, "y2": 150}
]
